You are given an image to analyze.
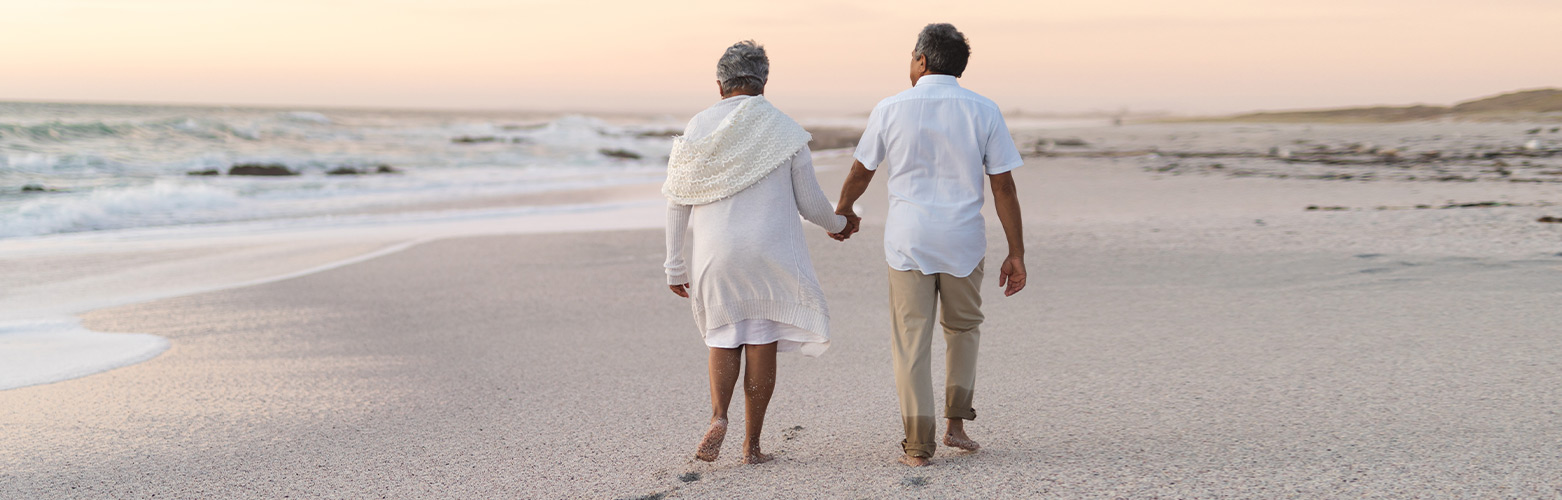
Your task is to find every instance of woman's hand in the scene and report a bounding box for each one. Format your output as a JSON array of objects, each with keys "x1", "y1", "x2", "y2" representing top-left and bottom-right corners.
[
  {"x1": 830, "y1": 210, "x2": 861, "y2": 241},
  {"x1": 669, "y1": 283, "x2": 690, "y2": 298}
]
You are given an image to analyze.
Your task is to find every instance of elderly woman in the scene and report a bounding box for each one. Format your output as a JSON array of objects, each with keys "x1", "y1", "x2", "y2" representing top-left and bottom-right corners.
[{"x1": 664, "y1": 40, "x2": 856, "y2": 464}]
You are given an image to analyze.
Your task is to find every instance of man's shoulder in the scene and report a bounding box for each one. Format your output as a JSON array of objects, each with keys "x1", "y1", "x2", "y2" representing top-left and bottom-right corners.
[
  {"x1": 941, "y1": 85, "x2": 1004, "y2": 117},
  {"x1": 871, "y1": 87, "x2": 921, "y2": 113},
  {"x1": 956, "y1": 87, "x2": 1003, "y2": 113},
  {"x1": 871, "y1": 84, "x2": 1003, "y2": 116}
]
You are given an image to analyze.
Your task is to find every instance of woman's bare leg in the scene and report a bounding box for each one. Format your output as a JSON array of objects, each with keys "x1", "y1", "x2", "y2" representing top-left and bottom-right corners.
[
  {"x1": 697, "y1": 347, "x2": 742, "y2": 462},
  {"x1": 741, "y1": 342, "x2": 778, "y2": 464}
]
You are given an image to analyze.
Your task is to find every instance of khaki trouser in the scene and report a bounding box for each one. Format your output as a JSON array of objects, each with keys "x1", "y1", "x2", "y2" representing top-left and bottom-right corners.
[{"x1": 887, "y1": 260, "x2": 984, "y2": 458}]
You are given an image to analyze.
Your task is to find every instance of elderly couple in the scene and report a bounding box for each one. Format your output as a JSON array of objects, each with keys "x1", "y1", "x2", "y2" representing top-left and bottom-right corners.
[{"x1": 662, "y1": 23, "x2": 1026, "y2": 468}]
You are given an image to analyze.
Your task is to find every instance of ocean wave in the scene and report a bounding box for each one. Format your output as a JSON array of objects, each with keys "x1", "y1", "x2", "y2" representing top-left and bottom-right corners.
[
  {"x1": 279, "y1": 111, "x2": 331, "y2": 124},
  {"x1": 0, "y1": 121, "x2": 133, "y2": 141},
  {"x1": 1, "y1": 180, "x2": 243, "y2": 238},
  {"x1": 0, "y1": 116, "x2": 266, "y2": 144}
]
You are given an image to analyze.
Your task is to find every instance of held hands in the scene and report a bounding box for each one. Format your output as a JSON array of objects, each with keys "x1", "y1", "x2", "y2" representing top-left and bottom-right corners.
[
  {"x1": 829, "y1": 211, "x2": 861, "y2": 241},
  {"x1": 669, "y1": 283, "x2": 690, "y2": 298},
  {"x1": 998, "y1": 254, "x2": 1027, "y2": 296}
]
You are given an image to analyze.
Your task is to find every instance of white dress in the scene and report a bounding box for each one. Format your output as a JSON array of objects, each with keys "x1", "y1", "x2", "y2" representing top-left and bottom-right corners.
[
  {"x1": 663, "y1": 96, "x2": 847, "y2": 357},
  {"x1": 705, "y1": 319, "x2": 830, "y2": 357}
]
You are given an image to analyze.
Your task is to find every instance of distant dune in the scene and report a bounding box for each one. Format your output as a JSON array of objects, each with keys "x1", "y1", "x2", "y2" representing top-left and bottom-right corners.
[{"x1": 1196, "y1": 88, "x2": 1562, "y2": 123}]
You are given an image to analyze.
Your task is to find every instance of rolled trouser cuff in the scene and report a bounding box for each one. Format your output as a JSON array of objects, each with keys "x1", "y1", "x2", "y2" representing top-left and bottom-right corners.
[
  {"x1": 902, "y1": 439, "x2": 936, "y2": 458},
  {"x1": 946, "y1": 407, "x2": 977, "y2": 420},
  {"x1": 901, "y1": 415, "x2": 937, "y2": 458}
]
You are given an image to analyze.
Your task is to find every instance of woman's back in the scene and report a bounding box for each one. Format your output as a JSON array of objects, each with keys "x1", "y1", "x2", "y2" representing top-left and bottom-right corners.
[{"x1": 666, "y1": 95, "x2": 843, "y2": 335}]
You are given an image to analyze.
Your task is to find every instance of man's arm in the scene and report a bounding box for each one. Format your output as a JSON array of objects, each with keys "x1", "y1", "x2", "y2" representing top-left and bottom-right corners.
[
  {"x1": 989, "y1": 171, "x2": 1026, "y2": 296},
  {"x1": 830, "y1": 160, "x2": 876, "y2": 240}
]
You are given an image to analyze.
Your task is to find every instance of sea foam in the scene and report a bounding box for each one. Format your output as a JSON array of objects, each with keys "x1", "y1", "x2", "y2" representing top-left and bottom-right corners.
[
  {"x1": 3, "y1": 180, "x2": 242, "y2": 238},
  {"x1": 0, "y1": 318, "x2": 170, "y2": 391}
]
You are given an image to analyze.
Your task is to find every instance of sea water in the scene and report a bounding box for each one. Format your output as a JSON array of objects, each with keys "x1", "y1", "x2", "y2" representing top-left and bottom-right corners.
[
  {"x1": 0, "y1": 101, "x2": 679, "y2": 238},
  {"x1": 0, "y1": 101, "x2": 685, "y2": 390}
]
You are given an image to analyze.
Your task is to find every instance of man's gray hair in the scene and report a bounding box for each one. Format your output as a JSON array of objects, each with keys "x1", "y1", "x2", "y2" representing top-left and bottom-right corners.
[
  {"x1": 914, "y1": 23, "x2": 971, "y2": 78},
  {"x1": 717, "y1": 40, "x2": 768, "y2": 95}
]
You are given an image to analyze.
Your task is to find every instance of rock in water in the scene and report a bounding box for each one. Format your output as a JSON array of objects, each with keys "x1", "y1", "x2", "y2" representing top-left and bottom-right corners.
[
  {"x1": 228, "y1": 163, "x2": 298, "y2": 176},
  {"x1": 186, "y1": 169, "x2": 220, "y2": 176},
  {"x1": 598, "y1": 148, "x2": 642, "y2": 160},
  {"x1": 326, "y1": 167, "x2": 361, "y2": 175},
  {"x1": 636, "y1": 129, "x2": 681, "y2": 138},
  {"x1": 21, "y1": 184, "x2": 48, "y2": 192},
  {"x1": 375, "y1": 164, "x2": 400, "y2": 174}
]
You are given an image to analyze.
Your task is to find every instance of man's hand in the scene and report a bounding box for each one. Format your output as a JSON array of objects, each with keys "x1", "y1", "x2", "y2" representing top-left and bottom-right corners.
[
  {"x1": 989, "y1": 171, "x2": 1025, "y2": 297},
  {"x1": 832, "y1": 160, "x2": 875, "y2": 241},
  {"x1": 829, "y1": 212, "x2": 861, "y2": 241},
  {"x1": 998, "y1": 254, "x2": 1026, "y2": 296},
  {"x1": 669, "y1": 283, "x2": 690, "y2": 298}
]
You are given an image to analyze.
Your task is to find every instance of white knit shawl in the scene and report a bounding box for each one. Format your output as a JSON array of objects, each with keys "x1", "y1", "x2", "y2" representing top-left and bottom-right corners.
[{"x1": 663, "y1": 96, "x2": 812, "y2": 205}]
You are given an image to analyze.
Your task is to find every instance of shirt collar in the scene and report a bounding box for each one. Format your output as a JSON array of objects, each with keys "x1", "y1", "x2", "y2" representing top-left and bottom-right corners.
[{"x1": 915, "y1": 74, "x2": 960, "y2": 87}]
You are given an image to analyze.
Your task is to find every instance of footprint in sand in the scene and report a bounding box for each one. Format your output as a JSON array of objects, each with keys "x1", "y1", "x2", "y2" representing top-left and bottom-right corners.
[{"x1": 781, "y1": 425, "x2": 804, "y2": 441}]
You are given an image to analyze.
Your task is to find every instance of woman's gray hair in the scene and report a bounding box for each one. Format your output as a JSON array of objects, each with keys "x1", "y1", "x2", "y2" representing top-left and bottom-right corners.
[
  {"x1": 717, "y1": 40, "x2": 768, "y2": 95},
  {"x1": 914, "y1": 23, "x2": 970, "y2": 78}
]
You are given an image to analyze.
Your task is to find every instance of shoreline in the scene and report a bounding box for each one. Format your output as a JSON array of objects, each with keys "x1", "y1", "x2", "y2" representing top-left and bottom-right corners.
[{"x1": 0, "y1": 176, "x2": 674, "y2": 390}]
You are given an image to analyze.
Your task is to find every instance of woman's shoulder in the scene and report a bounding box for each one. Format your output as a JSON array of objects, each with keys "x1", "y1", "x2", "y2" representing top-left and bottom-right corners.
[{"x1": 683, "y1": 99, "x2": 746, "y2": 139}]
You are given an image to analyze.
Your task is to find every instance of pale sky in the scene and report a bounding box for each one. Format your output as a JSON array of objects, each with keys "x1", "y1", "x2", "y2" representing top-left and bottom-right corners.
[{"x1": 1, "y1": 0, "x2": 1557, "y2": 116}]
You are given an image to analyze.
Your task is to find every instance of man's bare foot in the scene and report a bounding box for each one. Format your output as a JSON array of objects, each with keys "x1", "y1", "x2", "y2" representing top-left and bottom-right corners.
[
  {"x1": 898, "y1": 454, "x2": 931, "y2": 467},
  {"x1": 740, "y1": 449, "x2": 774, "y2": 464},
  {"x1": 943, "y1": 433, "x2": 980, "y2": 451},
  {"x1": 694, "y1": 418, "x2": 727, "y2": 462}
]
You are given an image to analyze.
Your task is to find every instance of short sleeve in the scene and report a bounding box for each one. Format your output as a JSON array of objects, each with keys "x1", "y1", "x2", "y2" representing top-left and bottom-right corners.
[
  {"x1": 983, "y1": 110, "x2": 1024, "y2": 175},
  {"x1": 852, "y1": 105, "x2": 889, "y2": 171}
]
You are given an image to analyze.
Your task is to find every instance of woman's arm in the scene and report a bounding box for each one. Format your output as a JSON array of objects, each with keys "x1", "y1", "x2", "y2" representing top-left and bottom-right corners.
[
  {"x1": 789, "y1": 146, "x2": 848, "y2": 234},
  {"x1": 665, "y1": 201, "x2": 692, "y2": 296}
]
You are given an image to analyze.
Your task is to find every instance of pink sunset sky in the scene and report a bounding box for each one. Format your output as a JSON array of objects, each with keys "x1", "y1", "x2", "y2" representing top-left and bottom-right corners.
[{"x1": 2, "y1": 0, "x2": 1557, "y2": 116}]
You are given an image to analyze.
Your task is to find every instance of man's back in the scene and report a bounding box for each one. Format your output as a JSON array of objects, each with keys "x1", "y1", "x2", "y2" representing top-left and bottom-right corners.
[{"x1": 853, "y1": 74, "x2": 1023, "y2": 277}]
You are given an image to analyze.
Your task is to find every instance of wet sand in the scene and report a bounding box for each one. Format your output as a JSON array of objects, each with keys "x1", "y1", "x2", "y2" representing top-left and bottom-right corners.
[{"x1": 5, "y1": 137, "x2": 1562, "y2": 497}]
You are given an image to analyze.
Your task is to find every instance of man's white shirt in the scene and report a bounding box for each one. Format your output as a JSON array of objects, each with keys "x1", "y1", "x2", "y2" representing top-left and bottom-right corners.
[{"x1": 853, "y1": 74, "x2": 1023, "y2": 277}]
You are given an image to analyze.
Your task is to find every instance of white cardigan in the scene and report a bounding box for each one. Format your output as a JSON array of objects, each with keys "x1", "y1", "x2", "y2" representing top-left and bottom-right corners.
[{"x1": 665, "y1": 96, "x2": 847, "y2": 343}]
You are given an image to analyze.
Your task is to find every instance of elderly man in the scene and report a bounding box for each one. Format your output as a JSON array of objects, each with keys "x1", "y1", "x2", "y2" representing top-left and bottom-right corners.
[{"x1": 833, "y1": 23, "x2": 1027, "y2": 467}]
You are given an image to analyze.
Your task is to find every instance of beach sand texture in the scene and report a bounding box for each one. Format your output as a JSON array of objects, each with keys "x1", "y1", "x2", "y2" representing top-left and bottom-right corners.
[{"x1": 5, "y1": 124, "x2": 1562, "y2": 498}]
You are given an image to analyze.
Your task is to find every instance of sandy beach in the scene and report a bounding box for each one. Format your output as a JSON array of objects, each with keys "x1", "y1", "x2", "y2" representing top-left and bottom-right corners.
[{"x1": 5, "y1": 123, "x2": 1562, "y2": 497}]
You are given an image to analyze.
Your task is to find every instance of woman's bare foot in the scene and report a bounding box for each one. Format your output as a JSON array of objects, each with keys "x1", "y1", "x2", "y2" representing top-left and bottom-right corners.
[
  {"x1": 898, "y1": 454, "x2": 931, "y2": 467},
  {"x1": 694, "y1": 418, "x2": 728, "y2": 462},
  {"x1": 942, "y1": 433, "x2": 980, "y2": 451},
  {"x1": 740, "y1": 448, "x2": 774, "y2": 464}
]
